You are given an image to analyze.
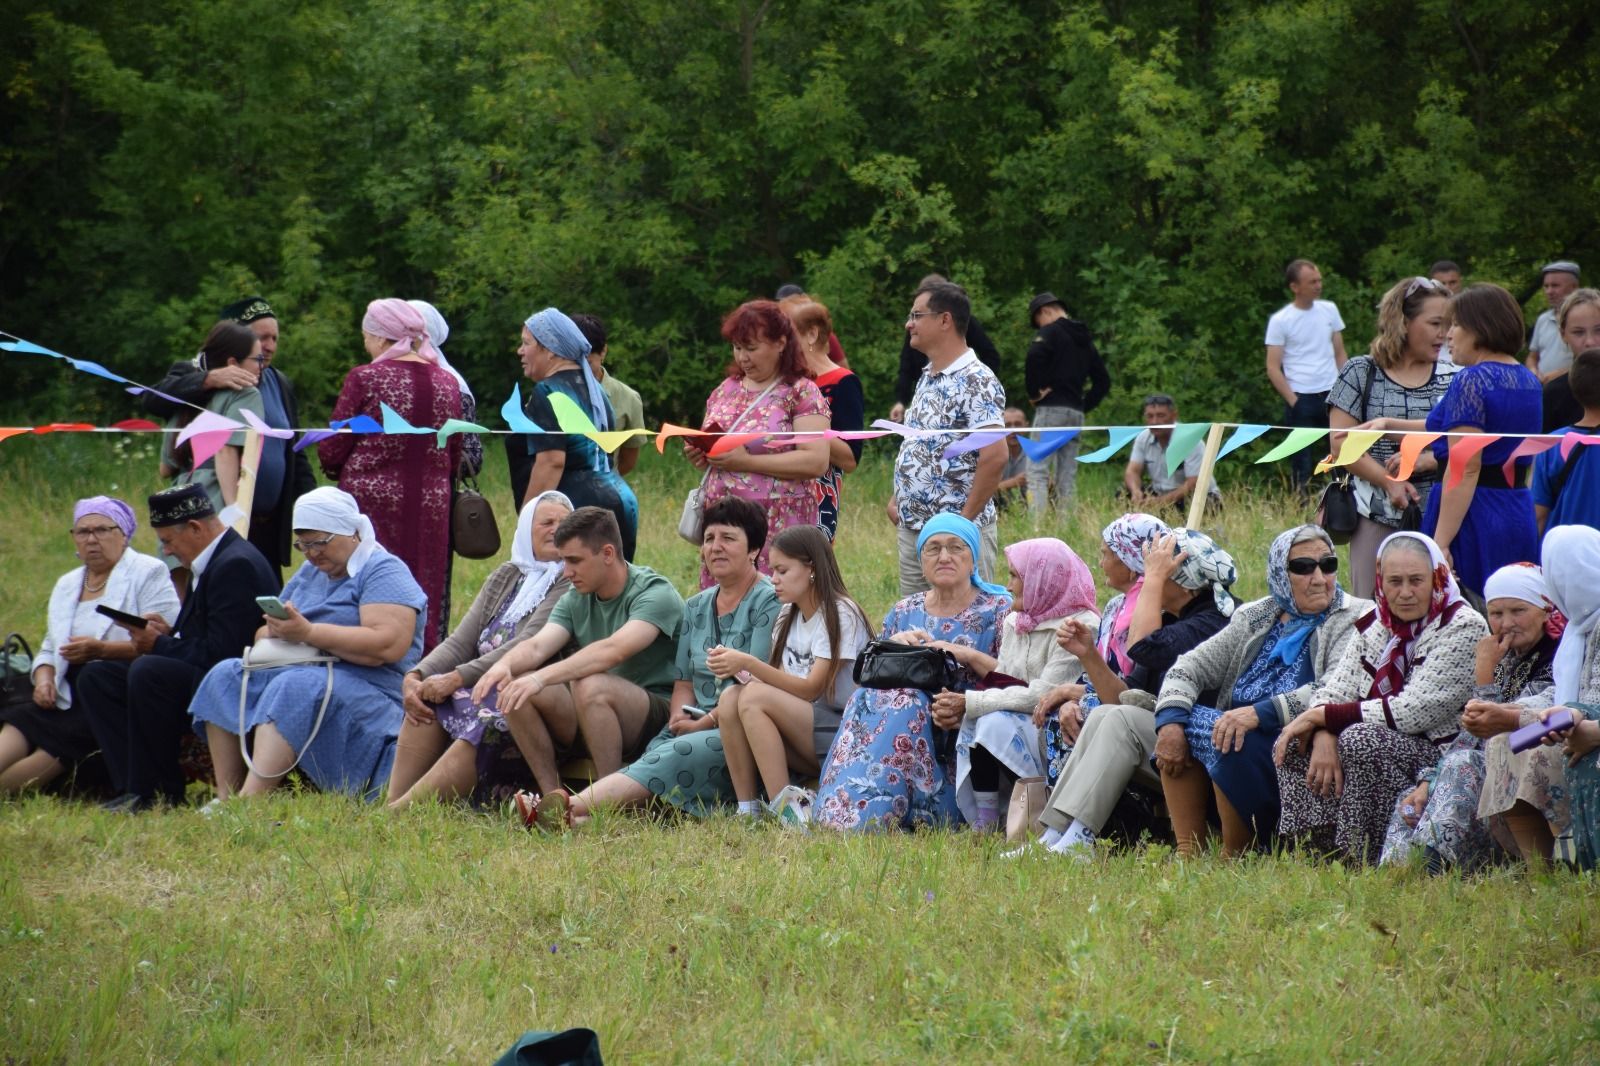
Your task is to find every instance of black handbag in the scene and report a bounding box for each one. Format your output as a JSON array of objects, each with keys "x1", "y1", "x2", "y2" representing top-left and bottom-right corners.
[
  {"x1": 451, "y1": 478, "x2": 501, "y2": 559},
  {"x1": 1, "y1": 632, "x2": 33, "y2": 704},
  {"x1": 852, "y1": 640, "x2": 960, "y2": 693},
  {"x1": 1315, "y1": 356, "x2": 1379, "y2": 545}
]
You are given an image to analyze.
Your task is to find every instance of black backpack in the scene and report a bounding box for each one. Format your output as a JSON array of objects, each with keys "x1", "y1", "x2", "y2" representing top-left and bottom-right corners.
[{"x1": 1, "y1": 632, "x2": 35, "y2": 704}]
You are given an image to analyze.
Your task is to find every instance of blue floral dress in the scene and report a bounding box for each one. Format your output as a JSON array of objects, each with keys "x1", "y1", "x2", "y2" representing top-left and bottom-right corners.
[
  {"x1": 1182, "y1": 622, "x2": 1313, "y2": 834},
  {"x1": 814, "y1": 591, "x2": 1008, "y2": 831}
]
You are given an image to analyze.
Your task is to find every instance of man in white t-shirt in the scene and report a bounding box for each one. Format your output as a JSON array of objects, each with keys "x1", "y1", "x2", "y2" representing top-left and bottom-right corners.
[{"x1": 1265, "y1": 258, "x2": 1347, "y2": 490}]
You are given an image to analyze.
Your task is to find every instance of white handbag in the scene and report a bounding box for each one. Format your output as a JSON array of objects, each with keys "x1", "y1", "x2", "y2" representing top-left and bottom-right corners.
[
  {"x1": 238, "y1": 638, "x2": 336, "y2": 779},
  {"x1": 676, "y1": 380, "x2": 780, "y2": 544}
]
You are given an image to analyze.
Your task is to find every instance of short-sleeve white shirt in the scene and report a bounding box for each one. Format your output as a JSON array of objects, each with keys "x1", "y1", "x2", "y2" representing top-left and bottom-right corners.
[{"x1": 1265, "y1": 300, "x2": 1346, "y2": 394}]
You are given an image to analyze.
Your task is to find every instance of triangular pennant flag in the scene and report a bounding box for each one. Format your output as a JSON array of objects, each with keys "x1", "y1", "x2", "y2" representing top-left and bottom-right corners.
[
  {"x1": 330, "y1": 414, "x2": 383, "y2": 434},
  {"x1": 1443, "y1": 434, "x2": 1499, "y2": 491},
  {"x1": 1500, "y1": 436, "x2": 1560, "y2": 486},
  {"x1": 708, "y1": 431, "x2": 768, "y2": 457},
  {"x1": 1559, "y1": 432, "x2": 1600, "y2": 459},
  {"x1": 1330, "y1": 429, "x2": 1384, "y2": 468},
  {"x1": 500, "y1": 385, "x2": 545, "y2": 434},
  {"x1": 1216, "y1": 424, "x2": 1271, "y2": 459},
  {"x1": 294, "y1": 430, "x2": 335, "y2": 452},
  {"x1": 237, "y1": 409, "x2": 294, "y2": 439},
  {"x1": 33, "y1": 423, "x2": 96, "y2": 433},
  {"x1": 831, "y1": 429, "x2": 893, "y2": 442},
  {"x1": 0, "y1": 427, "x2": 30, "y2": 443},
  {"x1": 655, "y1": 423, "x2": 700, "y2": 453},
  {"x1": 0, "y1": 337, "x2": 65, "y2": 356},
  {"x1": 436, "y1": 418, "x2": 490, "y2": 449},
  {"x1": 589, "y1": 429, "x2": 647, "y2": 454},
  {"x1": 64, "y1": 357, "x2": 129, "y2": 384},
  {"x1": 176, "y1": 409, "x2": 244, "y2": 449},
  {"x1": 546, "y1": 392, "x2": 599, "y2": 435},
  {"x1": 1393, "y1": 433, "x2": 1441, "y2": 481},
  {"x1": 1255, "y1": 427, "x2": 1328, "y2": 464},
  {"x1": 186, "y1": 429, "x2": 236, "y2": 468},
  {"x1": 125, "y1": 385, "x2": 186, "y2": 406},
  {"x1": 1164, "y1": 423, "x2": 1210, "y2": 478},
  {"x1": 1076, "y1": 427, "x2": 1142, "y2": 464},
  {"x1": 942, "y1": 430, "x2": 1008, "y2": 460},
  {"x1": 1016, "y1": 428, "x2": 1078, "y2": 461},
  {"x1": 380, "y1": 403, "x2": 431, "y2": 435},
  {"x1": 111, "y1": 419, "x2": 161, "y2": 431}
]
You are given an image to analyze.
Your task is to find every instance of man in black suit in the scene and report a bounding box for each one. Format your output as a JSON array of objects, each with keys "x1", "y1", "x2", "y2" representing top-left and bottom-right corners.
[
  {"x1": 141, "y1": 296, "x2": 318, "y2": 574},
  {"x1": 78, "y1": 485, "x2": 281, "y2": 810}
]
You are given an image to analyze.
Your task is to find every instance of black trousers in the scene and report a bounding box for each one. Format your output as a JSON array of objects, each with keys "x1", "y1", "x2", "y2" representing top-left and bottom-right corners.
[{"x1": 77, "y1": 656, "x2": 207, "y2": 803}]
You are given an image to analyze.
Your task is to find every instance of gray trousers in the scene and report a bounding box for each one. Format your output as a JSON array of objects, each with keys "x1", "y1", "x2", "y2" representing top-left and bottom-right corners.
[
  {"x1": 897, "y1": 520, "x2": 999, "y2": 598},
  {"x1": 1038, "y1": 701, "x2": 1159, "y2": 834},
  {"x1": 1027, "y1": 404, "x2": 1084, "y2": 515}
]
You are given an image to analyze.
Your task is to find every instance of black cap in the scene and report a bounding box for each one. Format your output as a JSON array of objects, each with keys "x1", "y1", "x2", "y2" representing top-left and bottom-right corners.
[
  {"x1": 220, "y1": 296, "x2": 275, "y2": 324},
  {"x1": 148, "y1": 484, "x2": 216, "y2": 527},
  {"x1": 1028, "y1": 291, "x2": 1065, "y2": 323}
]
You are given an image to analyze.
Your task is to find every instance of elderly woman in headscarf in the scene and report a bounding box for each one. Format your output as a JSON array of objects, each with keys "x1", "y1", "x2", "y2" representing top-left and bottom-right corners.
[
  {"x1": 1380, "y1": 562, "x2": 1566, "y2": 871},
  {"x1": 407, "y1": 299, "x2": 483, "y2": 478},
  {"x1": 934, "y1": 538, "x2": 1099, "y2": 831},
  {"x1": 1037, "y1": 513, "x2": 1169, "y2": 785},
  {"x1": 1026, "y1": 527, "x2": 1237, "y2": 857},
  {"x1": 1154, "y1": 525, "x2": 1371, "y2": 857},
  {"x1": 386, "y1": 491, "x2": 574, "y2": 810},
  {"x1": 318, "y1": 298, "x2": 463, "y2": 651},
  {"x1": 813, "y1": 513, "x2": 1011, "y2": 831},
  {"x1": 187, "y1": 487, "x2": 427, "y2": 802},
  {"x1": 504, "y1": 307, "x2": 639, "y2": 560},
  {"x1": 0, "y1": 497, "x2": 179, "y2": 792},
  {"x1": 1274, "y1": 531, "x2": 1487, "y2": 863}
]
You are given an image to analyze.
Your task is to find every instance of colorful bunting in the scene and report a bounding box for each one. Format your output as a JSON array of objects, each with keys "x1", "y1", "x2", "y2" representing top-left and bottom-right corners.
[
  {"x1": 1394, "y1": 433, "x2": 1440, "y2": 481},
  {"x1": 1217, "y1": 424, "x2": 1271, "y2": 459},
  {"x1": 1076, "y1": 427, "x2": 1142, "y2": 464},
  {"x1": 380, "y1": 403, "x2": 432, "y2": 435},
  {"x1": 1016, "y1": 429, "x2": 1078, "y2": 462},
  {"x1": 1255, "y1": 427, "x2": 1327, "y2": 464},
  {"x1": 941, "y1": 430, "x2": 1009, "y2": 460},
  {"x1": 1444, "y1": 435, "x2": 1498, "y2": 492},
  {"x1": 1164, "y1": 423, "x2": 1211, "y2": 477}
]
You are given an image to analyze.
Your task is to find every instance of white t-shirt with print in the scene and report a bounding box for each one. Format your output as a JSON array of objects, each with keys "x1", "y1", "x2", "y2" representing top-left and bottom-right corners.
[
  {"x1": 779, "y1": 600, "x2": 869, "y2": 709},
  {"x1": 1265, "y1": 300, "x2": 1346, "y2": 394}
]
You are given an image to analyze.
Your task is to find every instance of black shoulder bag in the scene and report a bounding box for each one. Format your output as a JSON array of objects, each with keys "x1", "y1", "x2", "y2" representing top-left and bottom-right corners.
[{"x1": 1315, "y1": 359, "x2": 1378, "y2": 544}]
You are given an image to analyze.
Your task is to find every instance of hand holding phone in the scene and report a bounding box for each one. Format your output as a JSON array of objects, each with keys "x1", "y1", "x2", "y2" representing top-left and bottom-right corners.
[
  {"x1": 681, "y1": 705, "x2": 709, "y2": 719},
  {"x1": 1509, "y1": 708, "x2": 1575, "y2": 753},
  {"x1": 256, "y1": 595, "x2": 291, "y2": 620},
  {"x1": 684, "y1": 422, "x2": 726, "y2": 454},
  {"x1": 94, "y1": 604, "x2": 149, "y2": 630}
]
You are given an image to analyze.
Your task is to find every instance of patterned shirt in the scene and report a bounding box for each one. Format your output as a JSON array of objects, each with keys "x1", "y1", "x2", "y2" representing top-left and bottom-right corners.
[{"x1": 893, "y1": 349, "x2": 1005, "y2": 530}]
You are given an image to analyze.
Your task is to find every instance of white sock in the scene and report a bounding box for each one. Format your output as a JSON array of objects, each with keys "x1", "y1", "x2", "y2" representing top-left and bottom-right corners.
[
  {"x1": 1048, "y1": 818, "x2": 1095, "y2": 853},
  {"x1": 737, "y1": 800, "x2": 762, "y2": 816},
  {"x1": 1039, "y1": 826, "x2": 1065, "y2": 848}
]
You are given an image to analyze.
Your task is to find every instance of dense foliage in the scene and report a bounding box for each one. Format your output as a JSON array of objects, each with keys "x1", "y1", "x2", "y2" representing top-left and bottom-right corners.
[{"x1": 3, "y1": 0, "x2": 1596, "y2": 428}]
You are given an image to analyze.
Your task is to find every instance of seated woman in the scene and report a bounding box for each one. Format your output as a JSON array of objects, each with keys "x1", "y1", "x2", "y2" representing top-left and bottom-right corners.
[
  {"x1": 385, "y1": 491, "x2": 574, "y2": 810},
  {"x1": 1032, "y1": 528, "x2": 1238, "y2": 857},
  {"x1": 1274, "y1": 531, "x2": 1487, "y2": 863},
  {"x1": 1037, "y1": 514, "x2": 1170, "y2": 787},
  {"x1": 522, "y1": 497, "x2": 780, "y2": 827},
  {"x1": 188, "y1": 487, "x2": 426, "y2": 802},
  {"x1": 0, "y1": 497, "x2": 179, "y2": 792},
  {"x1": 1380, "y1": 563, "x2": 1565, "y2": 871},
  {"x1": 943, "y1": 538, "x2": 1099, "y2": 832},
  {"x1": 813, "y1": 513, "x2": 1011, "y2": 831},
  {"x1": 713, "y1": 525, "x2": 870, "y2": 817},
  {"x1": 1155, "y1": 525, "x2": 1369, "y2": 857}
]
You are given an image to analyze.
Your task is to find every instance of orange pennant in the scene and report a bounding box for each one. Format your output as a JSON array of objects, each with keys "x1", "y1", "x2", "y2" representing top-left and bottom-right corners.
[
  {"x1": 0, "y1": 427, "x2": 31, "y2": 443},
  {"x1": 33, "y1": 422, "x2": 96, "y2": 434},
  {"x1": 1444, "y1": 434, "x2": 1498, "y2": 491},
  {"x1": 655, "y1": 423, "x2": 699, "y2": 454},
  {"x1": 1393, "y1": 433, "x2": 1441, "y2": 481}
]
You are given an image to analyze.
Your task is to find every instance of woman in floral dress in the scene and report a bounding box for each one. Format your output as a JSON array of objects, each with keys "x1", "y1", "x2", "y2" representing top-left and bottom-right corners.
[{"x1": 813, "y1": 513, "x2": 1010, "y2": 831}]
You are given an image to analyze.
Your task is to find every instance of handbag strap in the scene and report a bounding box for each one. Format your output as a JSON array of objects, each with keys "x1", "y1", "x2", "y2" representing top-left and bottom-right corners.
[
  {"x1": 695, "y1": 379, "x2": 781, "y2": 490},
  {"x1": 238, "y1": 646, "x2": 336, "y2": 780}
]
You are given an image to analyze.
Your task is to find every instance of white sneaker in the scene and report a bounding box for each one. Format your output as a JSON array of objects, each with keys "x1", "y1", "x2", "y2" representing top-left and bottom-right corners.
[
  {"x1": 1000, "y1": 842, "x2": 1039, "y2": 859},
  {"x1": 768, "y1": 785, "x2": 814, "y2": 831},
  {"x1": 198, "y1": 797, "x2": 227, "y2": 819}
]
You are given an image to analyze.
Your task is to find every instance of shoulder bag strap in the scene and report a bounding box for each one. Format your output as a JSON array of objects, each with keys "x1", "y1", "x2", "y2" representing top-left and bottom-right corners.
[{"x1": 697, "y1": 380, "x2": 780, "y2": 490}]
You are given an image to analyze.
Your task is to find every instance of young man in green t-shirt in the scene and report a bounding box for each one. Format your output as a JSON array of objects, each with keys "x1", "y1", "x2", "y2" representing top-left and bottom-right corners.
[{"x1": 473, "y1": 507, "x2": 683, "y2": 795}]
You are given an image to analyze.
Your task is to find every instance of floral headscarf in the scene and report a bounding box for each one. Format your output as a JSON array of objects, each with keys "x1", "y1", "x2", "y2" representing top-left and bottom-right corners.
[
  {"x1": 1167, "y1": 527, "x2": 1238, "y2": 618},
  {"x1": 1266, "y1": 524, "x2": 1344, "y2": 664},
  {"x1": 1098, "y1": 513, "x2": 1170, "y2": 675},
  {"x1": 1003, "y1": 538, "x2": 1096, "y2": 634}
]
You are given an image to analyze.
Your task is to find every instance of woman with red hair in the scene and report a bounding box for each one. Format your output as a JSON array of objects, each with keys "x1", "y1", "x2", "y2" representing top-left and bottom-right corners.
[{"x1": 684, "y1": 300, "x2": 831, "y2": 587}]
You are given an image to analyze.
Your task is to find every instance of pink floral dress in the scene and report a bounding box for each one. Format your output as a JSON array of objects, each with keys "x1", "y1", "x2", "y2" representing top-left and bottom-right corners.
[{"x1": 698, "y1": 375, "x2": 829, "y2": 588}]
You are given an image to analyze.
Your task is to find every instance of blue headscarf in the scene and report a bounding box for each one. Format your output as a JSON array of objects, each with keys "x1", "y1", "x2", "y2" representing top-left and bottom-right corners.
[
  {"x1": 1266, "y1": 524, "x2": 1344, "y2": 665},
  {"x1": 524, "y1": 307, "x2": 614, "y2": 458},
  {"x1": 915, "y1": 513, "x2": 1010, "y2": 597}
]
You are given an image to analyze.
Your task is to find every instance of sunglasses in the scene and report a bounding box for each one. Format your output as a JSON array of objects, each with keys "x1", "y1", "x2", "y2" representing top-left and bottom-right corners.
[{"x1": 1286, "y1": 555, "x2": 1339, "y2": 576}]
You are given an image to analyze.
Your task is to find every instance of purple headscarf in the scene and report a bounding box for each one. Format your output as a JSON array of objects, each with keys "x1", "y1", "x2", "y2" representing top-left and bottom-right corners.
[{"x1": 74, "y1": 496, "x2": 137, "y2": 543}]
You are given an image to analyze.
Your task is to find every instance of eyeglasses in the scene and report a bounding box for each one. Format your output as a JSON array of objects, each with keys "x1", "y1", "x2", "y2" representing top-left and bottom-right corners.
[
  {"x1": 293, "y1": 533, "x2": 337, "y2": 554},
  {"x1": 1286, "y1": 555, "x2": 1339, "y2": 576},
  {"x1": 246, "y1": 355, "x2": 268, "y2": 365},
  {"x1": 906, "y1": 310, "x2": 945, "y2": 322},
  {"x1": 922, "y1": 541, "x2": 971, "y2": 558},
  {"x1": 1403, "y1": 276, "x2": 1447, "y2": 299},
  {"x1": 70, "y1": 525, "x2": 122, "y2": 540}
]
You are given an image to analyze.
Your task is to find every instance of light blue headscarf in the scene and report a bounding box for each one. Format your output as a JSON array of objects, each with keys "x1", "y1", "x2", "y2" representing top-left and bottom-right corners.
[
  {"x1": 524, "y1": 307, "x2": 614, "y2": 452},
  {"x1": 916, "y1": 513, "x2": 1010, "y2": 597},
  {"x1": 1266, "y1": 524, "x2": 1344, "y2": 665}
]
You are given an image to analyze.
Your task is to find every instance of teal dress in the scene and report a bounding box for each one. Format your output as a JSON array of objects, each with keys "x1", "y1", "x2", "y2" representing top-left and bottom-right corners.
[{"x1": 619, "y1": 578, "x2": 779, "y2": 815}]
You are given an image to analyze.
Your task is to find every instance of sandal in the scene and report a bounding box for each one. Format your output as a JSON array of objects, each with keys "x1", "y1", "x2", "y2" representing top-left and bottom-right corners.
[
  {"x1": 511, "y1": 790, "x2": 540, "y2": 829},
  {"x1": 534, "y1": 788, "x2": 575, "y2": 832}
]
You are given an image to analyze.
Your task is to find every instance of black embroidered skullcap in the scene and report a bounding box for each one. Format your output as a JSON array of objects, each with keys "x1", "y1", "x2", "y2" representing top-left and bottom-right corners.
[
  {"x1": 220, "y1": 296, "x2": 276, "y2": 324},
  {"x1": 148, "y1": 484, "x2": 216, "y2": 527}
]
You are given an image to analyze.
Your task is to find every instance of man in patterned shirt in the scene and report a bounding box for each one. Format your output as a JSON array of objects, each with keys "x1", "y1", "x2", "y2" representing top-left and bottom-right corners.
[{"x1": 888, "y1": 280, "x2": 1008, "y2": 595}]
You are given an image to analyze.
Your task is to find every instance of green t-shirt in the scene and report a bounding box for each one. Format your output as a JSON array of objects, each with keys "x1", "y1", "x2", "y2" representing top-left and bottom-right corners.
[
  {"x1": 162, "y1": 385, "x2": 267, "y2": 514},
  {"x1": 548, "y1": 563, "x2": 683, "y2": 696},
  {"x1": 675, "y1": 577, "x2": 780, "y2": 708}
]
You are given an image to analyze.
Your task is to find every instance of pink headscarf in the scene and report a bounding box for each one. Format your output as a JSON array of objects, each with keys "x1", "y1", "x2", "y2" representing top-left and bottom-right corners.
[
  {"x1": 362, "y1": 298, "x2": 440, "y2": 363},
  {"x1": 1003, "y1": 538, "x2": 1097, "y2": 634}
]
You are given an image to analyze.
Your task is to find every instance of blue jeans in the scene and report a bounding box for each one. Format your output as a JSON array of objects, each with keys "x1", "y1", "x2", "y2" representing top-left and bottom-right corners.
[{"x1": 1284, "y1": 390, "x2": 1329, "y2": 488}]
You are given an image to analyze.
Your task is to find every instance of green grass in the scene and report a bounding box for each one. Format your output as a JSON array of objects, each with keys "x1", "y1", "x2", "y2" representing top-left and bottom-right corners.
[{"x1": 3, "y1": 436, "x2": 1600, "y2": 1063}]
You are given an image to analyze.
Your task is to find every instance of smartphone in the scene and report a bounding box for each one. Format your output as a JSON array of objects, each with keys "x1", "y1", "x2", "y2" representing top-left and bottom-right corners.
[
  {"x1": 94, "y1": 604, "x2": 149, "y2": 630},
  {"x1": 684, "y1": 422, "x2": 726, "y2": 453},
  {"x1": 1508, "y1": 708, "x2": 1575, "y2": 754},
  {"x1": 681, "y1": 705, "x2": 710, "y2": 719},
  {"x1": 256, "y1": 595, "x2": 291, "y2": 620}
]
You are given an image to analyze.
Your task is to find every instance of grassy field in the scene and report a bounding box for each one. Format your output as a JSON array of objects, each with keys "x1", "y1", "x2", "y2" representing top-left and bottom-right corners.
[{"x1": 3, "y1": 434, "x2": 1599, "y2": 1063}]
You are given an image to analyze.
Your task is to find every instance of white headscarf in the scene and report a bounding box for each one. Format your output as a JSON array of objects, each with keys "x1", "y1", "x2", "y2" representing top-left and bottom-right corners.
[
  {"x1": 407, "y1": 298, "x2": 474, "y2": 401},
  {"x1": 292, "y1": 487, "x2": 380, "y2": 578},
  {"x1": 503, "y1": 491, "x2": 574, "y2": 625},
  {"x1": 1483, "y1": 563, "x2": 1549, "y2": 609},
  {"x1": 1543, "y1": 526, "x2": 1600, "y2": 703}
]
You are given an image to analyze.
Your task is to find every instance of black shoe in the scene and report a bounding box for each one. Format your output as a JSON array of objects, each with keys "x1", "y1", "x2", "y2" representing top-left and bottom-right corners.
[
  {"x1": 1422, "y1": 845, "x2": 1449, "y2": 876},
  {"x1": 99, "y1": 792, "x2": 152, "y2": 814}
]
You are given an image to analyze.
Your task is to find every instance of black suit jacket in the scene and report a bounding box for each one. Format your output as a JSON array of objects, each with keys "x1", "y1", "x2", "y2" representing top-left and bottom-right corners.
[{"x1": 152, "y1": 528, "x2": 282, "y2": 670}]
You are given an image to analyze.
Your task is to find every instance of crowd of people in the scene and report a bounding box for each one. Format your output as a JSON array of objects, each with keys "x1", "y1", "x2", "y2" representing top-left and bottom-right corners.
[{"x1": 2, "y1": 266, "x2": 1599, "y2": 874}]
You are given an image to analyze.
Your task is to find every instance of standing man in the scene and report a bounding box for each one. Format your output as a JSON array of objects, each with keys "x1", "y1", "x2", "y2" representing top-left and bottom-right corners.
[
  {"x1": 76, "y1": 485, "x2": 279, "y2": 811},
  {"x1": 572, "y1": 314, "x2": 644, "y2": 478},
  {"x1": 888, "y1": 280, "x2": 1008, "y2": 594},
  {"x1": 1529, "y1": 260, "x2": 1583, "y2": 432},
  {"x1": 142, "y1": 296, "x2": 317, "y2": 575},
  {"x1": 889, "y1": 273, "x2": 1002, "y2": 422},
  {"x1": 1430, "y1": 260, "x2": 1463, "y2": 363},
  {"x1": 1265, "y1": 259, "x2": 1347, "y2": 490},
  {"x1": 1023, "y1": 290, "x2": 1110, "y2": 516}
]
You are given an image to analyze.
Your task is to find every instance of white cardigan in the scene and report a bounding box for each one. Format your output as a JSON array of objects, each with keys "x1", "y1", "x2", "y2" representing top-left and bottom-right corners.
[
  {"x1": 34, "y1": 548, "x2": 180, "y2": 708},
  {"x1": 962, "y1": 608, "x2": 1099, "y2": 717}
]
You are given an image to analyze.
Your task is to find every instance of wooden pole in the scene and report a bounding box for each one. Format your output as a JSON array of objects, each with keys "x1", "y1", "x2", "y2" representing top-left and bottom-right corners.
[
  {"x1": 1185, "y1": 423, "x2": 1226, "y2": 529},
  {"x1": 230, "y1": 428, "x2": 264, "y2": 539}
]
